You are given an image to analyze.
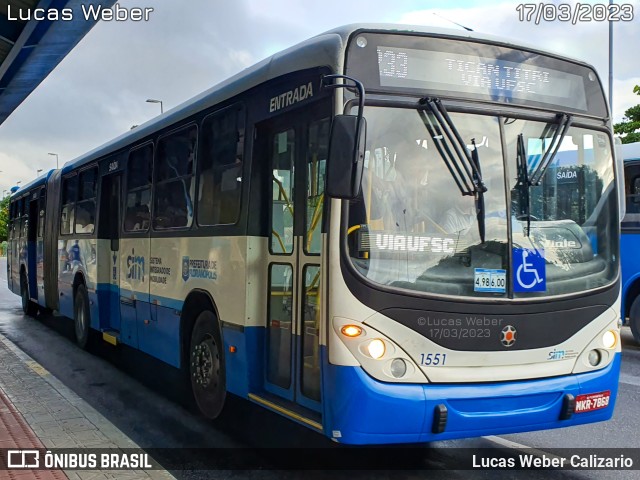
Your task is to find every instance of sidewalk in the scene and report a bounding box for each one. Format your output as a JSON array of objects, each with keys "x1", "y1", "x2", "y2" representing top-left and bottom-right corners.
[{"x1": 0, "y1": 333, "x2": 174, "y2": 480}]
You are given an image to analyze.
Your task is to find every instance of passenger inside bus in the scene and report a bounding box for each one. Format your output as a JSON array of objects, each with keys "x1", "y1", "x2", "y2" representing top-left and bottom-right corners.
[
  {"x1": 441, "y1": 195, "x2": 475, "y2": 236},
  {"x1": 124, "y1": 202, "x2": 150, "y2": 231},
  {"x1": 359, "y1": 137, "x2": 437, "y2": 233}
]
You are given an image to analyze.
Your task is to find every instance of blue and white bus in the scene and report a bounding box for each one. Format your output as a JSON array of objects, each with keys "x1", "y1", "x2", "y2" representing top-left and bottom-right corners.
[
  {"x1": 621, "y1": 142, "x2": 640, "y2": 342},
  {"x1": 7, "y1": 24, "x2": 622, "y2": 444}
]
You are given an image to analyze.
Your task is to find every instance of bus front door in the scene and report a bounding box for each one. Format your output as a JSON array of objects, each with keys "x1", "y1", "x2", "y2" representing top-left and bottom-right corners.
[
  {"x1": 98, "y1": 173, "x2": 123, "y2": 336},
  {"x1": 262, "y1": 107, "x2": 330, "y2": 414}
]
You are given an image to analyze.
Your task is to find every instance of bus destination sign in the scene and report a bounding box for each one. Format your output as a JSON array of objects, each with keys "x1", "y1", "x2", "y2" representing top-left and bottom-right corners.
[{"x1": 377, "y1": 46, "x2": 588, "y2": 112}]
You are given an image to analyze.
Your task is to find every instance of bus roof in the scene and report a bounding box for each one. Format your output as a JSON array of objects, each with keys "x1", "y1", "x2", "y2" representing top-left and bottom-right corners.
[
  {"x1": 10, "y1": 169, "x2": 55, "y2": 199},
  {"x1": 622, "y1": 142, "x2": 640, "y2": 161},
  {"x1": 59, "y1": 23, "x2": 601, "y2": 175}
]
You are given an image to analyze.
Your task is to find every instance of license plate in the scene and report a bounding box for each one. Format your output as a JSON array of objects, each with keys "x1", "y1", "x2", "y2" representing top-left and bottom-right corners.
[{"x1": 575, "y1": 391, "x2": 610, "y2": 413}]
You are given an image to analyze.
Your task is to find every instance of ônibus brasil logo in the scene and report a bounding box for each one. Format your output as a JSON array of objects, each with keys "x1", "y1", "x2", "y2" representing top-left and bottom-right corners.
[{"x1": 500, "y1": 325, "x2": 517, "y2": 347}]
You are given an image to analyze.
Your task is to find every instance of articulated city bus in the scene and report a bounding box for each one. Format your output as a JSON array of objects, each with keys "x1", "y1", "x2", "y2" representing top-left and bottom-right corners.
[
  {"x1": 7, "y1": 24, "x2": 622, "y2": 444},
  {"x1": 621, "y1": 142, "x2": 640, "y2": 342}
]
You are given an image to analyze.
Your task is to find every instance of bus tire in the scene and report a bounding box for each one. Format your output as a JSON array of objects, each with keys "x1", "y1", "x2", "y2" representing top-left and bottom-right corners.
[
  {"x1": 20, "y1": 272, "x2": 37, "y2": 317},
  {"x1": 74, "y1": 284, "x2": 91, "y2": 349},
  {"x1": 189, "y1": 310, "x2": 226, "y2": 419},
  {"x1": 630, "y1": 296, "x2": 640, "y2": 345}
]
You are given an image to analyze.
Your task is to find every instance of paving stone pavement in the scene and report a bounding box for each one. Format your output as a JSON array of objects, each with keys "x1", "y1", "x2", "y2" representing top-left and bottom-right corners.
[{"x1": 0, "y1": 333, "x2": 175, "y2": 480}]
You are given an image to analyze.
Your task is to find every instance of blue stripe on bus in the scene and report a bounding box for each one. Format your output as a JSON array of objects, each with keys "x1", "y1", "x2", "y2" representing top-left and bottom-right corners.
[
  {"x1": 50, "y1": 278, "x2": 621, "y2": 444},
  {"x1": 323, "y1": 353, "x2": 620, "y2": 444},
  {"x1": 621, "y1": 232, "x2": 640, "y2": 317}
]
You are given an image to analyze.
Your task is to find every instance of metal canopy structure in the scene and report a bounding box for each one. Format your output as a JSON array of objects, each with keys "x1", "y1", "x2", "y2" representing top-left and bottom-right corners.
[{"x1": 0, "y1": 0, "x2": 115, "y2": 126}]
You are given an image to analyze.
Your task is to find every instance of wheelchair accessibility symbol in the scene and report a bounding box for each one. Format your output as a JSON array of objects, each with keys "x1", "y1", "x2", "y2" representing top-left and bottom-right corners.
[{"x1": 513, "y1": 248, "x2": 546, "y2": 292}]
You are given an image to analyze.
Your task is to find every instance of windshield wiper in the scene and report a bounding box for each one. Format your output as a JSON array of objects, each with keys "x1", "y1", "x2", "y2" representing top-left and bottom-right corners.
[
  {"x1": 418, "y1": 97, "x2": 487, "y2": 242},
  {"x1": 471, "y1": 138, "x2": 485, "y2": 243},
  {"x1": 515, "y1": 114, "x2": 573, "y2": 237},
  {"x1": 515, "y1": 133, "x2": 532, "y2": 236},
  {"x1": 529, "y1": 113, "x2": 572, "y2": 186},
  {"x1": 418, "y1": 97, "x2": 487, "y2": 197}
]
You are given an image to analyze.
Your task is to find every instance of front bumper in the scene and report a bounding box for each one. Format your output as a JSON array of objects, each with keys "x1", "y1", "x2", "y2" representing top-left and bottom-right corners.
[{"x1": 324, "y1": 353, "x2": 620, "y2": 445}]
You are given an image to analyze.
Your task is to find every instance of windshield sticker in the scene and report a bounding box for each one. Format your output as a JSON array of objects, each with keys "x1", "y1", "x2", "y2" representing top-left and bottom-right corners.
[
  {"x1": 474, "y1": 268, "x2": 506, "y2": 293},
  {"x1": 369, "y1": 232, "x2": 455, "y2": 254},
  {"x1": 513, "y1": 248, "x2": 546, "y2": 292}
]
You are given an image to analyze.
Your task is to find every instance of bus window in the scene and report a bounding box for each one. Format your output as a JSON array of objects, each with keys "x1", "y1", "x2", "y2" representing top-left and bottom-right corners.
[
  {"x1": 60, "y1": 176, "x2": 78, "y2": 235},
  {"x1": 8, "y1": 201, "x2": 14, "y2": 240},
  {"x1": 12, "y1": 200, "x2": 19, "y2": 240},
  {"x1": 22, "y1": 198, "x2": 29, "y2": 239},
  {"x1": 622, "y1": 163, "x2": 640, "y2": 229},
  {"x1": 305, "y1": 118, "x2": 330, "y2": 255},
  {"x1": 76, "y1": 168, "x2": 97, "y2": 234},
  {"x1": 38, "y1": 190, "x2": 46, "y2": 238},
  {"x1": 270, "y1": 129, "x2": 295, "y2": 254},
  {"x1": 124, "y1": 144, "x2": 153, "y2": 232},
  {"x1": 153, "y1": 125, "x2": 196, "y2": 230},
  {"x1": 198, "y1": 107, "x2": 243, "y2": 226}
]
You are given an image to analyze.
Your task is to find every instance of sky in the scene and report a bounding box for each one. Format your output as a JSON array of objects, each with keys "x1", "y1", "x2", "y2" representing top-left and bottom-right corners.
[{"x1": 0, "y1": 0, "x2": 638, "y2": 194}]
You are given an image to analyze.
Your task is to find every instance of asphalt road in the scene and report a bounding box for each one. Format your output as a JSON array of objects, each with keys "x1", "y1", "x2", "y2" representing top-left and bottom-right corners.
[{"x1": 1, "y1": 257, "x2": 639, "y2": 479}]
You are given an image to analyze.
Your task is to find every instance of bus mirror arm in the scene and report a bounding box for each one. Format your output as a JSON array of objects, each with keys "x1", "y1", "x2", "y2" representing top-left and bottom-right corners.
[{"x1": 321, "y1": 74, "x2": 367, "y2": 199}]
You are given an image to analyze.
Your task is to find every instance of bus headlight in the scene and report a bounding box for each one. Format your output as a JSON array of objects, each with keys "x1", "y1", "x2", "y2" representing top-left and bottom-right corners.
[
  {"x1": 602, "y1": 330, "x2": 617, "y2": 349},
  {"x1": 588, "y1": 349, "x2": 601, "y2": 366},
  {"x1": 390, "y1": 358, "x2": 407, "y2": 378},
  {"x1": 366, "y1": 339, "x2": 386, "y2": 359}
]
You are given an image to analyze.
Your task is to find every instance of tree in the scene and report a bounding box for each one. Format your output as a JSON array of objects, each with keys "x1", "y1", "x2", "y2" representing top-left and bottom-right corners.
[
  {"x1": 0, "y1": 195, "x2": 8, "y2": 242},
  {"x1": 614, "y1": 85, "x2": 640, "y2": 144}
]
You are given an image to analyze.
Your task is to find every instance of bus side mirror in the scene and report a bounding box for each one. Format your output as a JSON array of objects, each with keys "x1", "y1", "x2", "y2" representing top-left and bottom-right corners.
[{"x1": 325, "y1": 115, "x2": 366, "y2": 200}]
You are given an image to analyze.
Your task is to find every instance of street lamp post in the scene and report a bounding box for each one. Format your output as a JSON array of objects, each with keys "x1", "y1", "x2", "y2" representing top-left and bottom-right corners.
[
  {"x1": 48, "y1": 152, "x2": 59, "y2": 169},
  {"x1": 146, "y1": 98, "x2": 164, "y2": 114}
]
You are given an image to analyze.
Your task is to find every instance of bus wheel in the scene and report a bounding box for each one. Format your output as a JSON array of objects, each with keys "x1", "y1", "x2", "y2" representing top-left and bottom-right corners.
[
  {"x1": 20, "y1": 273, "x2": 37, "y2": 316},
  {"x1": 190, "y1": 310, "x2": 226, "y2": 419},
  {"x1": 630, "y1": 296, "x2": 640, "y2": 345},
  {"x1": 74, "y1": 284, "x2": 91, "y2": 349}
]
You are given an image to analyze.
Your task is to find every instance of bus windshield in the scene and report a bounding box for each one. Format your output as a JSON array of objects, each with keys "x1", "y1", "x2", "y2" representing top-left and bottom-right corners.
[{"x1": 346, "y1": 106, "x2": 618, "y2": 298}]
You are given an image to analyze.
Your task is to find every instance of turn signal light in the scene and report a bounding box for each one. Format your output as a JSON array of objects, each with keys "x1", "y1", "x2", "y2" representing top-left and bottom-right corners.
[{"x1": 341, "y1": 325, "x2": 363, "y2": 337}]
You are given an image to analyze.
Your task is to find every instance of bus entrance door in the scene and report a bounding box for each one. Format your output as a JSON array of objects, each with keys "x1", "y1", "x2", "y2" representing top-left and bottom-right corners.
[
  {"x1": 99, "y1": 173, "x2": 123, "y2": 338},
  {"x1": 27, "y1": 194, "x2": 39, "y2": 302},
  {"x1": 261, "y1": 107, "x2": 330, "y2": 417}
]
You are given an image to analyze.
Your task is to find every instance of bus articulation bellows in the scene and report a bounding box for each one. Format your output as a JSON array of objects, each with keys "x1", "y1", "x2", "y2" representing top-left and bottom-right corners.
[{"x1": 7, "y1": 24, "x2": 622, "y2": 444}]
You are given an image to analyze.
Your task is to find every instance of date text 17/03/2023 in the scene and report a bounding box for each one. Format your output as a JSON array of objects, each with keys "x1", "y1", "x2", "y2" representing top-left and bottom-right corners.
[{"x1": 516, "y1": 3, "x2": 633, "y2": 24}]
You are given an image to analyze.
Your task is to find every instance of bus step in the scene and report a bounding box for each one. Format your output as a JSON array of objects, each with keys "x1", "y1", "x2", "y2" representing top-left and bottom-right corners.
[
  {"x1": 102, "y1": 331, "x2": 119, "y2": 346},
  {"x1": 248, "y1": 392, "x2": 322, "y2": 431}
]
